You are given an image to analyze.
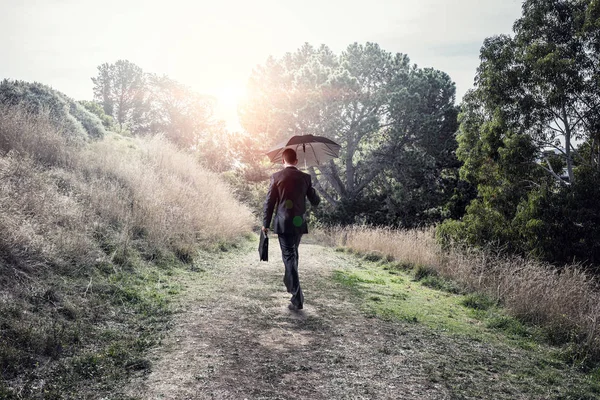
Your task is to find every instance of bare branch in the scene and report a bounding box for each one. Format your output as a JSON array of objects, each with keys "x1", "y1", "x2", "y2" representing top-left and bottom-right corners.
[
  {"x1": 547, "y1": 124, "x2": 565, "y2": 136},
  {"x1": 538, "y1": 142, "x2": 567, "y2": 157},
  {"x1": 536, "y1": 162, "x2": 569, "y2": 186},
  {"x1": 546, "y1": 106, "x2": 564, "y2": 122},
  {"x1": 542, "y1": 153, "x2": 558, "y2": 176},
  {"x1": 308, "y1": 168, "x2": 338, "y2": 206},
  {"x1": 355, "y1": 167, "x2": 382, "y2": 194},
  {"x1": 569, "y1": 142, "x2": 587, "y2": 164}
]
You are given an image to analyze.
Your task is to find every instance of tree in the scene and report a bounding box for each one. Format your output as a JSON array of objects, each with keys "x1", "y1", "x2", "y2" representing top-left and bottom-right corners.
[
  {"x1": 364, "y1": 68, "x2": 460, "y2": 226},
  {"x1": 474, "y1": 0, "x2": 600, "y2": 185},
  {"x1": 91, "y1": 63, "x2": 113, "y2": 117},
  {"x1": 240, "y1": 43, "x2": 459, "y2": 226},
  {"x1": 91, "y1": 60, "x2": 148, "y2": 132},
  {"x1": 439, "y1": 0, "x2": 600, "y2": 265},
  {"x1": 437, "y1": 100, "x2": 540, "y2": 250},
  {"x1": 91, "y1": 62, "x2": 227, "y2": 164},
  {"x1": 147, "y1": 75, "x2": 220, "y2": 148}
]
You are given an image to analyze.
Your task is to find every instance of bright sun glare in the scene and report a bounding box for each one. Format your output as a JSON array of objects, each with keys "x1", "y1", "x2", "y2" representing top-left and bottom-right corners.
[
  {"x1": 213, "y1": 86, "x2": 246, "y2": 131},
  {"x1": 215, "y1": 86, "x2": 245, "y2": 108}
]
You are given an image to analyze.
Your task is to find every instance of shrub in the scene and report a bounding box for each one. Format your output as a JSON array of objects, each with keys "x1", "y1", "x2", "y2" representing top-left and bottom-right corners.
[
  {"x1": 513, "y1": 168, "x2": 600, "y2": 265},
  {"x1": 461, "y1": 293, "x2": 496, "y2": 311},
  {"x1": 0, "y1": 104, "x2": 79, "y2": 167},
  {"x1": 0, "y1": 79, "x2": 106, "y2": 139},
  {"x1": 78, "y1": 100, "x2": 116, "y2": 131}
]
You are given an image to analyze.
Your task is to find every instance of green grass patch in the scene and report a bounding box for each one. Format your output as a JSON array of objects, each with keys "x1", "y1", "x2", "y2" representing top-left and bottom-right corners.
[
  {"x1": 333, "y1": 270, "x2": 386, "y2": 286},
  {"x1": 333, "y1": 263, "x2": 482, "y2": 336},
  {"x1": 334, "y1": 260, "x2": 545, "y2": 343},
  {"x1": 331, "y1": 253, "x2": 600, "y2": 398}
]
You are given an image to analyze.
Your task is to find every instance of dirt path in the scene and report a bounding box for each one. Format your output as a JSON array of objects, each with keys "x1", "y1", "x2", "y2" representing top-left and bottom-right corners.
[
  {"x1": 124, "y1": 239, "x2": 455, "y2": 399},
  {"x1": 127, "y1": 236, "x2": 600, "y2": 400}
]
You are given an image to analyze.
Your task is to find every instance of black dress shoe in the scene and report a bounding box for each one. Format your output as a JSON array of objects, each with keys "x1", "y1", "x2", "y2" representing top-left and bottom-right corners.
[{"x1": 288, "y1": 303, "x2": 303, "y2": 311}]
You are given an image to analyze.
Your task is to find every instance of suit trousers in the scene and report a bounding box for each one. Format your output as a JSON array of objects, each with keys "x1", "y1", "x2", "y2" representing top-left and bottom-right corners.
[{"x1": 278, "y1": 233, "x2": 304, "y2": 307}]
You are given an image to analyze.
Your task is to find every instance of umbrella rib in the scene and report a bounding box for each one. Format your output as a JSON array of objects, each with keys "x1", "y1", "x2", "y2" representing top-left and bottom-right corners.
[
  {"x1": 309, "y1": 143, "x2": 320, "y2": 166},
  {"x1": 323, "y1": 142, "x2": 339, "y2": 156}
]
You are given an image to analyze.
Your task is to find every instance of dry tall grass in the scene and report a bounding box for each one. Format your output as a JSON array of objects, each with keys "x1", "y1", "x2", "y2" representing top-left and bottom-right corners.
[
  {"x1": 328, "y1": 225, "x2": 440, "y2": 267},
  {"x1": 0, "y1": 104, "x2": 255, "y2": 280},
  {"x1": 0, "y1": 104, "x2": 82, "y2": 167},
  {"x1": 327, "y1": 225, "x2": 600, "y2": 360},
  {"x1": 0, "y1": 105, "x2": 253, "y2": 274},
  {"x1": 0, "y1": 106, "x2": 92, "y2": 277},
  {"x1": 77, "y1": 134, "x2": 253, "y2": 258}
]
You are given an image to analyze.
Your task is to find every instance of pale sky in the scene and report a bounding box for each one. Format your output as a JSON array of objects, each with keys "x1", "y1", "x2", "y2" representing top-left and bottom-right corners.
[{"x1": 1, "y1": 0, "x2": 523, "y2": 130}]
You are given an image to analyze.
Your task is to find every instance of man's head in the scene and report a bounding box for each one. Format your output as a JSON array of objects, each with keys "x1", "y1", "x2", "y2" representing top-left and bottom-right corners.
[{"x1": 282, "y1": 148, "x2": 298, "y2": 166}]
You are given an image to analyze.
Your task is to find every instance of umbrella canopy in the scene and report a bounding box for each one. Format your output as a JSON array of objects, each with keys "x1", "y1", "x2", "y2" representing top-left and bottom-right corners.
[{"x1": 266, "y1": 134, "x2": 341, "y2": 168}]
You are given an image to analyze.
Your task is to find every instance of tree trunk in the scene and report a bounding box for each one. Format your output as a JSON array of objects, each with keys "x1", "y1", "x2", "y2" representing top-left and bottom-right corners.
[
  {"x1": 118, "y1": 90, "x2": 125, "y2": 131},
  {"x1": 345, "y1": 137, "x2": 356, "y2": 194},
  {"x1": 562, "y1": 105, "x2": 575, "y2": 184}
]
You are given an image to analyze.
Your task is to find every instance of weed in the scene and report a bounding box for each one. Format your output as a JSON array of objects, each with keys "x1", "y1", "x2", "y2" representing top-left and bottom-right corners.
[
  {"x1": 413, "y1": 265, "x2": 437, "y2": 281},
  {"x1": 174, "y1": 246, "x2": 196, "y2": 263},
  {"x1": 462, "y1": 293, "x2": 496, "y2": 311},
  {"x1": 412, "y1": 265, "x2": 461, "y2": 293},
  {"x1": 486, "y1": 316, "x2": 530, "y2": 337},
  {"x1": 420, "y1": 275, "x2": 462, "y2": 294},
  {"x1": 363, "y1": 251, "x2": 383, "y2": 262}
]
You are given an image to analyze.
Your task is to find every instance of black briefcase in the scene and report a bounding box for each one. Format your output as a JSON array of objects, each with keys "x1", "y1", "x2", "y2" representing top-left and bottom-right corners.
[{"x1": 259, "y1": 230, "x2": 269, "y2": 262}]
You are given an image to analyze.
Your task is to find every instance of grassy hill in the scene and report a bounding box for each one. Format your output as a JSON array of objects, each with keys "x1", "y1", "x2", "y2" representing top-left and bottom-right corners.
[{"x1": 0, "y1": 89, "x2": 253, "y2": 398}]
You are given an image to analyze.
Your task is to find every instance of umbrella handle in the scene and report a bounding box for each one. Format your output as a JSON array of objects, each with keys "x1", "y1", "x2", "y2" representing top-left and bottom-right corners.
[{"x1": 303, "y1": 143, "x2": 307, "y2": 169}]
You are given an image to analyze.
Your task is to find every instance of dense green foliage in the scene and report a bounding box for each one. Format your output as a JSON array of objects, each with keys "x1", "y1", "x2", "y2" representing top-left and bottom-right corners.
[
  {"x1": 438, "y1": 0, "x2": 600, "y2": 265},
  {"x1": 515, "y1": 167, "x2": 600, "y2": 264},
  {"x1": 0, "y1": 79, "x2": 106, "y2": 139},
  {"x1": 240, "y1": 43, "x2": 460, "y2": 227}
]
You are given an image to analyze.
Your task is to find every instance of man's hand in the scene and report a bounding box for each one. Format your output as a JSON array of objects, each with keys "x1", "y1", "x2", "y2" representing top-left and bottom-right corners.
[{"x1": 261, "y1": 226, "x2": 269, "y2": 235}]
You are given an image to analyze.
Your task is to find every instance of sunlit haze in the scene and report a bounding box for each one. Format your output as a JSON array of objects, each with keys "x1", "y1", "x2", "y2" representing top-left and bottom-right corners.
[{"x1": 1, "y1": 0, "x2": 522, "y2": 131}]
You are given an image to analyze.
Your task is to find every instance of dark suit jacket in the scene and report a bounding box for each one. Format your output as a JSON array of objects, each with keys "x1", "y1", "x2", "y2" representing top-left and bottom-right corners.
[{"x1": 263, "y1": 166, "x2": 321, "y2": 235}]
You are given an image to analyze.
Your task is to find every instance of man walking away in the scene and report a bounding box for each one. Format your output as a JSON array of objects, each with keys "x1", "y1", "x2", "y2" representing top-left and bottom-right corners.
[{"x1": 262, "y1": 148, "x2": 320, "y2": 310}]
